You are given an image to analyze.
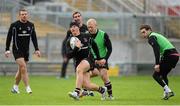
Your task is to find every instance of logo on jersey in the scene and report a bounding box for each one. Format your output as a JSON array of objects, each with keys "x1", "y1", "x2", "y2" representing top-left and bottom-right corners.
[
  {"x1": 18, "y1": 30, "x2": 30, "y2": 36},
  {"x1": 28, "y1": 27, "x2": 30, "y2": 31},
  {"x1": 22, "y1": 30, "x2": 27, "y2": 34},
  {"x1": 83, "y1": 38, "x2": 88, "y2": 42}
]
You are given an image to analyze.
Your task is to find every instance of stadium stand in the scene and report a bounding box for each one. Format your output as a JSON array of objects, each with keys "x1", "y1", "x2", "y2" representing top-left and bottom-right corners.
[
  {"x1": 0, "y1": 0, "x2": 180, "y2": 75},
  {"x1": 32, "y1": 18, "x2": 66, "y2": 37},
  {"x1": 0, "y1": 12, "x2": 65, "y2": 37},
  {"x1": 64, "y1": 0, "x2": 103, "y2": 11},
  {"x1": 102, "y1": 0, "x2": 144, "y2": 13},
  {"x1": 166, "y1": 19, "x2": 180, "y2": 38}
]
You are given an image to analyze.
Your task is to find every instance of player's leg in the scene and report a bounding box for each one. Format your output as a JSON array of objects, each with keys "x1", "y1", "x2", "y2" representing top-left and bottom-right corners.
[
  {"x1": 83, "y1": 72, "x2": 99, "y2": 90},
  {"x1": 24, "y1": 54, "x2": 32, "y2": 94},
  {"x1": 11, "y1": 50, "x2": 21, "y2": 93},
  {"x1": 161, "y1": 54, "x2": 179, "y2": 100},
  {"x1": 11, "y1": 68, "x2": 21, "y2": 93},
  {"x1": 161, "y1": 66, "x2": 171, "y2": 86},
  {"x1": 152, "y1": 70, "x2": 172, "y2": 100},
  {"x1": 76, "y1": 60, "x2": 90, "y2": 89},
  {"x1": 25, "y1": 61, "x2": 32, "y2": 94},
  {"x1": 90, "y1": 68, "x2": 99, "y2": 78},
  {"x1": 82, "y1": 72, "x2": 107, "y2": 100},
  {"x1": 160, "y1": 65, "x2": 174, "y2": 100},
  {"x1": 15, "y1": 67, "x2": 21, "y2": 85},
  {"x1": 162, "y1": 54, "x2": 179, "y2": 86},
  {"x1": 81, "y1": 68, "x2": 99, "y2": 97},
  {"x1": 68, "y1": 60, "x2": 90, "y2": 100},
  {"x1": 60, "y1": 56, "x2": 70, "y2": 78},
  {"x1": 16, "y1": 58, "x2": 32, "y2": 94},
  {"x1": 153, "y1": 58, "x2": 173, "y2": 100},
  {"x1": 161, "y1": 69, "x2": 174, "y2": 100},
  {"x1": 152, "y1": 71, "x2": 166, "y2": 87},
  {"x1": 99, "y1": 68, "x2": 113, "y2": 100}
]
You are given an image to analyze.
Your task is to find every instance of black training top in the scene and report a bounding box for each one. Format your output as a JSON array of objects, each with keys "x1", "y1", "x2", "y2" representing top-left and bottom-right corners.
[
  {"x1": 6, "y1": 20, "x2": 39, "y2": 51},
  {"x1": 148, "y1": 36, "x2": 160, "y2": 64},
  {"x1": 61, "y1": 24, "x2": 88, "y2": 56},
  {"x1": 66, "y1": 33, "x2": 100, "y2": 62}
]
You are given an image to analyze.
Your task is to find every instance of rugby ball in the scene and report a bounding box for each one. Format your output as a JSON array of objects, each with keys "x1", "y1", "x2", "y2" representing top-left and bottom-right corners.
[{"x1": 70, "y1": 37, "x2": 79, "y2": 49}]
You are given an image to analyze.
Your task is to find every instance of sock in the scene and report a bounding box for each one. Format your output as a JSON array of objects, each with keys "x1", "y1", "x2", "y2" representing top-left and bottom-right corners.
[
  {"x1": 164, "y1": 85, "x2": 171, "y2": 93},
  {"x1": 83, "y1": 89, "x2": 88, "y2": 91},
  {"x1": 98, "y1": 86, "x2": 105, "y2": 94},
  {"x1": 162, "y1": 77, "x2": 169, "y2": 86},
  {"x1": 26, "y1": 85, "x2": 31, "y2": 90},
  {"x1": 105, "y1": 81, "x2": 112, "y2": 96},
  {"x1": 13, "y1": 84, "x2": 18, "y2": 90},
  {"x1": 75, "y1": 88, "x2": 81, "y2": 95}
]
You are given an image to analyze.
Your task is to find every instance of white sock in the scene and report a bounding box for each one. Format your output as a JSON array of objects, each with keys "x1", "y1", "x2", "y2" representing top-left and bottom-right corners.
[
  {"x1": 13, "y1": 84, "x2": 19, "y2": 90},
  {"x1": 26, "y1": 85, "x2": 32, "y2": 92},
  {"x1": 164, "y1": 85, "x2": 171, "y2": 93},
  {"x1": 26, "y1": 85, "x2": 31, "y2": 90}
]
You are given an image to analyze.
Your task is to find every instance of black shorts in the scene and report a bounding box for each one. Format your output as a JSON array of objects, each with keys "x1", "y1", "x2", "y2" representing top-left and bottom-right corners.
[
  {"x1": 95, "y1": 61, "x2": 109, "y2": 70},
  {"x1": 160, "y1": 49, "x2": 179, "y2": 75},
  {"x1": 161, "y1": 49, "x2": 179, "y2": 68},
  {"x1": 13, "y1": 49, "x2": 29, "y2": 61},
  {"x1": 74, "y1": 57, "x2": 95, "y2": 72}
]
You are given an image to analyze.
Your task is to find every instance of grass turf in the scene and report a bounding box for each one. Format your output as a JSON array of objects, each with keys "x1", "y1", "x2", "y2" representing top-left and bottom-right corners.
[{"x1": 0, "y1": 75, "x2": 180, "y2": 105}]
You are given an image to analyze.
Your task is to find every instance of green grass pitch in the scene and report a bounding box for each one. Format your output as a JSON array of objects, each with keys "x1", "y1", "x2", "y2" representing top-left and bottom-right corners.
[{"x1": 0, "y1": 75, "x2": 180, "y2": 105}]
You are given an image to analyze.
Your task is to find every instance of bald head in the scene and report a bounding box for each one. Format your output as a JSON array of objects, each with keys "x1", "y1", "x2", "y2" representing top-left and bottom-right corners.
[
  {"x1": 87, "y1": 18, "x2": 97, "y2": 34},
  {"x1": 87, "y1": 18, "x2": 97, "y2": 25}
]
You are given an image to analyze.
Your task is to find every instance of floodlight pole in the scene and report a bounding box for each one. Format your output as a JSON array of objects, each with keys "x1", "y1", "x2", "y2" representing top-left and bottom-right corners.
[
  {"x1": 30, "y1": 0, "x2": 33, "y2": 5},
  {"x1": 143, "y1": 0, "x2": 147, "y2": 14}
]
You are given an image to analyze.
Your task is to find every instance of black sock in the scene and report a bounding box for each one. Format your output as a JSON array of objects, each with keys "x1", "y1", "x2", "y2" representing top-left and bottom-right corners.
[
  {"x1": 98, "y1": 86, "x2": 105, "y2": 94},
  {"x1": 105, "y1": 81, "x2": 112, "y2": 96},
  {"x1": 75, "y1": 88, "x2": 81, "y2": 95},
  {"x1": 162, "y1": 76, "x2": 169, "y2": 86},
  {"x1": 83, "y1": 89, "x2": 88, "y2": 91}
]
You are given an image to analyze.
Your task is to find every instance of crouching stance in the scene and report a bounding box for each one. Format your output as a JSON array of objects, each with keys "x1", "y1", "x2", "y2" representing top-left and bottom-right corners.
[
  {"x1": 140, "y1": 24, "x2": 179, "y2": 100},
  {"x1": 67, "y1": 21, "x2": 107, "y2": 100}
]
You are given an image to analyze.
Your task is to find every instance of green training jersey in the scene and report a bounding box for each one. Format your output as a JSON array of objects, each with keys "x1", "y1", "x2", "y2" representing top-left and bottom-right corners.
[
  {"x1": 92, "y1": 30, "x2": 107, "y2": 59},
  {"x1": 149, "y1": 32, "x2": 175, "y2": 56}
]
